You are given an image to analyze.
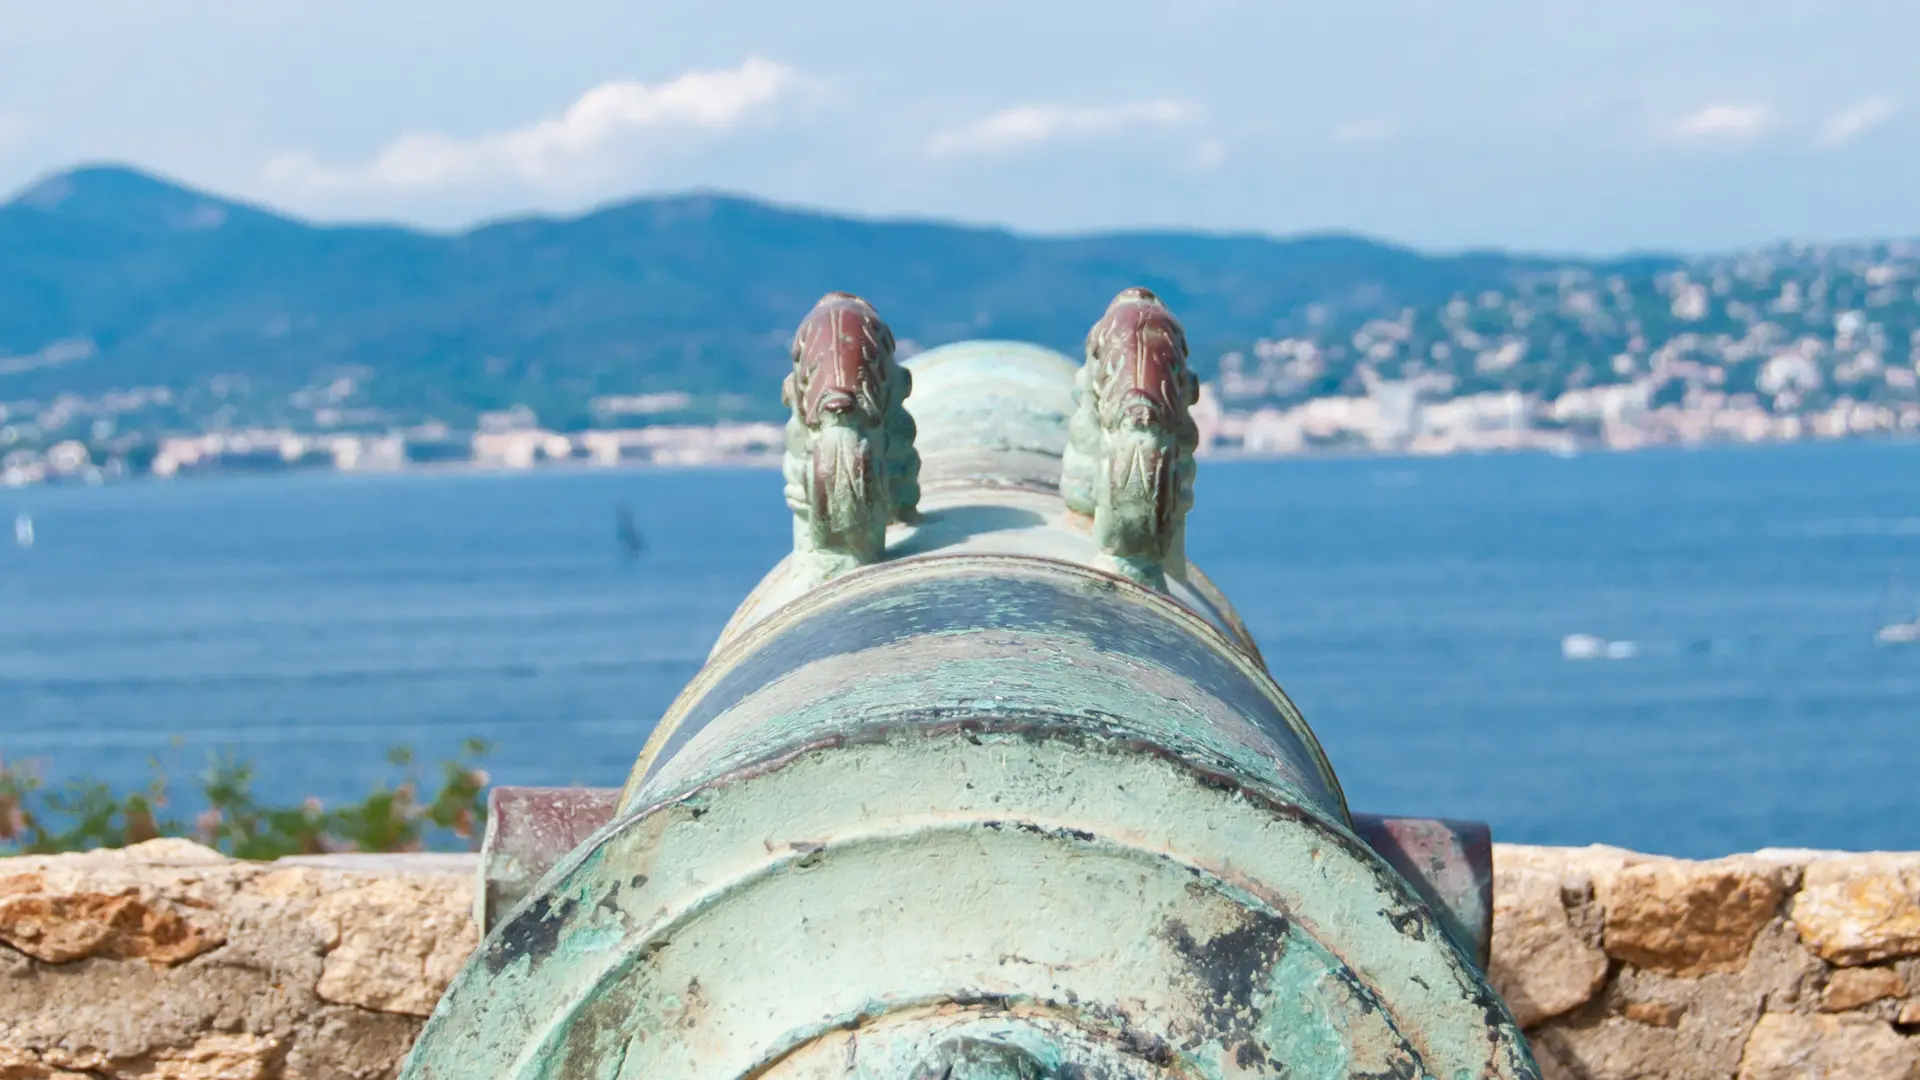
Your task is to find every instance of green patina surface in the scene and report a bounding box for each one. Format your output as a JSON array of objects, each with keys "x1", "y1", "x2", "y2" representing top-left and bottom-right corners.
[
  {"x1": 628, "y1": 562, "x2": 1343, "y2": 819},
  {"x1": 411, "y1": 736, "x2": 1535, "y2": 1080},
  {"x1": 624, "y1": 555, "x2": 1309, "y2": 810},
  {"x1": 906, "y1": 341, "x2": 1078, "y2": 465},
  {"x1": 401, "y1": 302, "x2": 1539, "y2": 1080}
]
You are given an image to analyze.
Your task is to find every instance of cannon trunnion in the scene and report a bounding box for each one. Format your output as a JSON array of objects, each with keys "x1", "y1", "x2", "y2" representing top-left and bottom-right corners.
[{"x1": 403, "y1": 291, "x2": 1540, "y2": 1080}]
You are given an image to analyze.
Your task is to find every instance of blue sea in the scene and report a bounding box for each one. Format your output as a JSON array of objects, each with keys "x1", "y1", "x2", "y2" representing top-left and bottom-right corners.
[{"x1": 5, "y1": 441, "x2": 1919, "y2": 858}]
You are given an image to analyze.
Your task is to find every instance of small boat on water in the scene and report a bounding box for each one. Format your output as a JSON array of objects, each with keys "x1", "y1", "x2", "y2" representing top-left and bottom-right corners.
[
  {"x1": 1877, "y1": 621, "x2": 1920, "y2": 645},
  {"x1": 1562, "y1": 633, "x2": 1637, "y2": 661},
  {"x1": 1875, "y1": 566, "x2": 1920, "y2": 645},
  {"x1": 12, "y1": 513, "x2": 30, "y2": 548}
]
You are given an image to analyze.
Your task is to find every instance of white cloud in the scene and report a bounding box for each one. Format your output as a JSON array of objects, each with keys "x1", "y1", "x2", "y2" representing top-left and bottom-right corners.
[
  {"x1": 1816, "y1": 97, "x2": 1900, "y2": 148},
  {"x1": 262, "y1": 57, "x2": 800, "y2": 194},
  {"x1": 1190, "y1": 137, "x2": 1228, "y2": 171},
  {"x1": 1667, "y1": 102, "x2": 1770, "y2": 142},
  {"x1": 1331, "y1": 117, "x2": 1399, "y2": 145},
  {"x1": 925, "y1": 100, "x2": 1198, "y2": 158}
]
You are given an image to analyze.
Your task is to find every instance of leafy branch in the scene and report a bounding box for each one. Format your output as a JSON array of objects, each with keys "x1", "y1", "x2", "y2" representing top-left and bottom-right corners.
[{"x1": 0, "y1": 738, "x2": 493, "y2": 859}]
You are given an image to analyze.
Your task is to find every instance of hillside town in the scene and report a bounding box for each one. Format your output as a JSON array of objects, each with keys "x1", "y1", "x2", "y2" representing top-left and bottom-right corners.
[
  {"x1": 6, "y1": 240, "x2": 1920, "y2": 486},
  {"x1": 1197, "y1": 240, "x2": 1920, "y2": 456}
]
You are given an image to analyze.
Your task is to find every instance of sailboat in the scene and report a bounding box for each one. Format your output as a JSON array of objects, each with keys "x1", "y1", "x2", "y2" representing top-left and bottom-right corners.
[
  {"x1": 616, "y1": 504, "x2": 645, "y2": 559},
  {"x1": 12, "y1": 512, "x2": 31, "y2": 548},
  {"x1": 1875, "y1": 566, "x2": 1920, "y2": 644}
]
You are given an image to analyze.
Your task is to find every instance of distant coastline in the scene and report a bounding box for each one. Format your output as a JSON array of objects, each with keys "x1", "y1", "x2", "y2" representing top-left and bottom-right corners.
[{"x1": 8, "y1": 411, "x2": 1919, "y2": 490}]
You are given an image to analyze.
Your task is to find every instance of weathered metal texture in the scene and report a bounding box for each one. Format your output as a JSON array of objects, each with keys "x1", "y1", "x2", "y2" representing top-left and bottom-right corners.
[
  {"x1": 904, "y1": 340, "x2": 1080, "y2": 496},
  {"x1": 782, "y1": 293, "x2": 920, "y2": 586},
  {"x1": 414, "y1": 724, "x2": 1537, "y2": 1076},
  {"x1": 400, "y1": 290, "x2": 1540, "y2": 1080},
  {"x1": 474, "y1": 786, "x2": 621, "y2": 932},
  {"x1": 474, "y1": 787, "x2": 1498, "y2": 969},
  {"x1": 621, "y1": 556, "x2": 1337, "y2": 815},
  {"x1": 1349, "y1": 813, "x2": 1496, "y2": 972}
]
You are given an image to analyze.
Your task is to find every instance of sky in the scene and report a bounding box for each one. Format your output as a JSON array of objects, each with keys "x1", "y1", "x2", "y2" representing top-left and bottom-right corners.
[{"x1": 0, "y1": 0, "x2": 1916, "y2": 255}]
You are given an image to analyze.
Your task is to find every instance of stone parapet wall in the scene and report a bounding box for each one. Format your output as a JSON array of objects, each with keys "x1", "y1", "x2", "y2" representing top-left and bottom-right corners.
[
  {"x1": 0, "y1": 841, "x2": 475, "y2": 1080},
  {"x1": 2, "y1": 839, "x2": 1917, "y2": 1079},
  {"x1": 1493, "y1": 845, "x2": 1920, "y2": 1079}
]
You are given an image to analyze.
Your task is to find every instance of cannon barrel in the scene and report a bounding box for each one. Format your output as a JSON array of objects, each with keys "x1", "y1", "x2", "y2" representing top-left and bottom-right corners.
[{"x1": 403, "y1": 292, "x2": 1539, "y2": 1080}]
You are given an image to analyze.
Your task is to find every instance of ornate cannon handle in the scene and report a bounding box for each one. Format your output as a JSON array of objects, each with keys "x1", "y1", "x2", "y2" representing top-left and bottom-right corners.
[
  {"x1": 782, "y1": 292, "x2": 920, "y2": 584},
  {"x1": 1061, "y1": 287, "x2": 1200, "y2": 591}
]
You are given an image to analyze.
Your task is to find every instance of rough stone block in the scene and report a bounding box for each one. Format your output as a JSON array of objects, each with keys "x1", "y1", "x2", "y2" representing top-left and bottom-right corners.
[
  {"x1": 0, "y1": 842, "x2": 231, "y2": 966},
  {"x1": 0, "y1": 840, "x2": 474, "y2": 1080},
  {"x1": 1621, "y1": 1000, "x2": 1685, "y2": 1028},
  {"x1": 1792, "y1": 854, "x2": 1920, "y2": 966},
  {"x1": 1490, "y1": 864, "x2": 1607, "y2": 1026},
  {"x1": 311, "y1": 878, "x2": 478, "y2": 1018},
  {"x1": 1822, "y1": 965, "x2": 1907, "y2": 1011},
  {"x1": 1597, "y1": 858, "x2": 1786, "y2": 976},
  {"x1": 1736, "y1": 1012, "x2": 1920, "y2": 1080}
]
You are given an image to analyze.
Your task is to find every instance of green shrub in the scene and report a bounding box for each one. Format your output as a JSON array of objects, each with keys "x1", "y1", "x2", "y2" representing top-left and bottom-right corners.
[{"x1": 0, "y1": 738, "x2": 493, "y2": 859}]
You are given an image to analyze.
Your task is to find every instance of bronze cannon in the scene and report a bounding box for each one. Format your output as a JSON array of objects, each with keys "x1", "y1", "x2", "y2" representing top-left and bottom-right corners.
[{"x1": 402, "y1": 290, "x2": 1541, "y2": 1080}]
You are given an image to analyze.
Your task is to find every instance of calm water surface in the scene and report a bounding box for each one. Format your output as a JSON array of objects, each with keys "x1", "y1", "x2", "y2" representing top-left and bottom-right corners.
[{"x1": 5, "y1": 441, "x2": 1920, "y2": 857}]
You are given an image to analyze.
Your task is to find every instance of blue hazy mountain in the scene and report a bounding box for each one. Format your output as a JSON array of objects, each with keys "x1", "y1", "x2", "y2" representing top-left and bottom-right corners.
[{"x1": 0, "y1": 164, "x2": 1668, "y2": 426}]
